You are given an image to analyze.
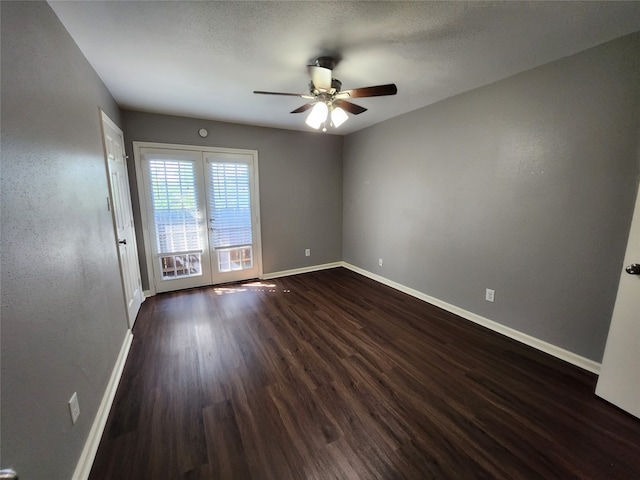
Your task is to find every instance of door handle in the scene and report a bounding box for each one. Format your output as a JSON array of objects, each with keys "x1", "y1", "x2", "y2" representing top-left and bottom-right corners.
[
  {"x1": 0, "y1": 469, "x2": 18, "y2": 479},
  {"x1": 625, "y1": 263, "x2": 640, "y2": 275},
  {"x1": 118, "y1": 239, "x2": 127, "y2": 245}
]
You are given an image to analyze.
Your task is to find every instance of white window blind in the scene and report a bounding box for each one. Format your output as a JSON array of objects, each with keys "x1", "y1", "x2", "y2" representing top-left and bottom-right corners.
[
  {"x1": 208, "y1": 162, "x2": 252, "y2": 248},
  {"x1": 149, "y1": 159, "x2": 201, "y2": 254}
]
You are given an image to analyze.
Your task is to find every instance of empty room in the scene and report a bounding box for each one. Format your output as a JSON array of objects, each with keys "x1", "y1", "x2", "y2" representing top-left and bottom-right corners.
[{"x1": 1, "y1": 1, "x2": 639, "y2": 479}]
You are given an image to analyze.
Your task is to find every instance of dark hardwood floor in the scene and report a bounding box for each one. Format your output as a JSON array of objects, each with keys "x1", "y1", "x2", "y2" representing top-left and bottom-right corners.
[{"x1": 89, "y1": 267, "x2": 640, "y2": 479}]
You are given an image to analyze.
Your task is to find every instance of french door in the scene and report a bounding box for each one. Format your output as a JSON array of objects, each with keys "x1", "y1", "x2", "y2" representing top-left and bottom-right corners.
[{"x1": 135, "y1": 143, "x2": 262, "y2": 294}]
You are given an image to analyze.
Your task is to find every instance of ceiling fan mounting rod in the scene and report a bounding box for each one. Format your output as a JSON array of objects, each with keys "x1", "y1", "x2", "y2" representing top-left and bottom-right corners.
[{"x1": 313, "y1": 56, "x2": 337, "y2": 70}]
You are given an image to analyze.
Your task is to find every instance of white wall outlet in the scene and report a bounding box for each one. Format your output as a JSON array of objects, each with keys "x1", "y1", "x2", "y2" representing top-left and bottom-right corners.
[
  {"x1": 305, "y1": 248, "x2": 311, "y2": 257},
  {"x1": 69, "y1": 392, "x2": 80, "y2": 424},
  {"x1": 378, "y1": 258, "x2": 384, "y2": 267},
  {"x1": 486, "y1": 288, "x2": 495, "y2": 302}
]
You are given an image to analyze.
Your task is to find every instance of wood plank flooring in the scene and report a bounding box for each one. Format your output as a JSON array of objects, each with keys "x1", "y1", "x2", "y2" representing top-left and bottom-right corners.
[{"x1": 89, "y1": 267, "x2": 640, "y2": 479}]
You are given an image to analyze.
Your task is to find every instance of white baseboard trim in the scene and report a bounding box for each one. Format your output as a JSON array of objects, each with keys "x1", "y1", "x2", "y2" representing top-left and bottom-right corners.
[
  {"x1": 72, "y1": 329, "x2": 134, "y2": 480},
  {"x1": 342, "y1": 263, "x2": 601, "y2": 375},
  {"x1": 261, "y1": 261, "x2": 344, "y2": 280}
]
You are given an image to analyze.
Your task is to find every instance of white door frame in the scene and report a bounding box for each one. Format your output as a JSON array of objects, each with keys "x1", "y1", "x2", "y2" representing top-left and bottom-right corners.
[
  {"x1": 133, "y1": 141, "x2": 263, "y2": 296},
  {"x1": 100, "y1": 111, "x2": 144, "y2": 328}
]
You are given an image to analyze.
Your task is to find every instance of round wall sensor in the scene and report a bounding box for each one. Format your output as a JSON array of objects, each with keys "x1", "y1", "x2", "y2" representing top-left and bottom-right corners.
[{"x1": 198, "y1": 128, "x2": 208, "y2": 138}]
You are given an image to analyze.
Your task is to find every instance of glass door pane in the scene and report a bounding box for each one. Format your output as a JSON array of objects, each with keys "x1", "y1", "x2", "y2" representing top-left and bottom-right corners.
[{"x1": 150, "y1": 159, "x2": 201, "y2": 278}]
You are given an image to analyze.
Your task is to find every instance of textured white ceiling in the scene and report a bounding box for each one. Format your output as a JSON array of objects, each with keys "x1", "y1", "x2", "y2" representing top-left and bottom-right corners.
[{"x1": 48, "y1": 1, "x2": 640, "y2": 135}]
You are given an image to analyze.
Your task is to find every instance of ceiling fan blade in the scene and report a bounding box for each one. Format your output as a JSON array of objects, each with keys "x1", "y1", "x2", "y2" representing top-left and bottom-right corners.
[
  {"x1": 334, "y1": 100, "x2": 367, "y2": 115},
  {"x1": 340, "y1": 83, "x2": 398, "y2": 98},
  {"x1": 308, "y1": 65, "x2": 332, "y2": 92},
  {"x1": 291, "y1": 102, "x2": 315, "y2": 114},
  {"x1": 253, "y1": 90, "x2": 311, "y2": 98}
]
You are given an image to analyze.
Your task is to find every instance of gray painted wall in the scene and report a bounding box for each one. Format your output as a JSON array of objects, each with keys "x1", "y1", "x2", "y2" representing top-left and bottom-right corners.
[
  {"x1": 1, "y1": 2, "x2": 128, "y2": 479},
  {"x1": 343, "y1": 32, "x2": 640, "y2": 362},
  {"x1": 120, "y1": 111, "x2": 344, "y2": 290}
]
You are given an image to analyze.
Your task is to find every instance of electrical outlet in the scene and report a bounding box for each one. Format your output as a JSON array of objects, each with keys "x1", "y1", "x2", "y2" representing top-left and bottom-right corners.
[
  {"x1": 378, "y1": 258, "x2": 384, "y2": 267},
  {"x1": 485, "y1": 288, "x2": 495, "y2": 303},
  {"x1": 69, "y1": 392, "x2": 80, "y2": 424},
  {"x1": 305, "y1": 248, "x2": 311, "y2": 257}
]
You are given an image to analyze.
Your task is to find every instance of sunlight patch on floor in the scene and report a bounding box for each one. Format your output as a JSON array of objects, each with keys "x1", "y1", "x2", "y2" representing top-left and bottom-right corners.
[{"x1": 212, "y1": 281, "x2": 291, "y2": 295}]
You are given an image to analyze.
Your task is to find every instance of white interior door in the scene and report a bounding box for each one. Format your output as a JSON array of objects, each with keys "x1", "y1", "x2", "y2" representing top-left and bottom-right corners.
[
  {"x1": 101, "y1": 112, "x2": 144, "y2": 328},
  {"x1": 136, "y1": 144, "x2": 262, "y2": 294},
  {"x1": 596, "y1": 183, "x2": 640, "y2": 418}
]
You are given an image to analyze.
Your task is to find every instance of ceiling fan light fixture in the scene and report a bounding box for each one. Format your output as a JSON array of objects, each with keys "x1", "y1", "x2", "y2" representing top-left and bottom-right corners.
[
  {"x1": 254, "y1": 56, "x2": 397, "y2": 131},
  {"x1": 330, "y1": 106, "x2": 348, "y2": 128},
  {"x1": 305, "y1": 102, "x2": 328, "y2": 129}
]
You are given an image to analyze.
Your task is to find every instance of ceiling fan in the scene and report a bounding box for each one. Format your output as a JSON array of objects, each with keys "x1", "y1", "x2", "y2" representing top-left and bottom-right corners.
[{"x1": 253, "y1": 56, "x2": 397, "y2": 132}]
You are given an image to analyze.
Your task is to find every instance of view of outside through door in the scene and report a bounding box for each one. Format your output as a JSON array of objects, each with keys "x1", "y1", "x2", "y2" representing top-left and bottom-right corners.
[
  {"x1": 149, "y1": 159, "x2": 203, "y2": 280},
  {"x1": 208, "y1": 162, "x2": 253, "y2": 273}
]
